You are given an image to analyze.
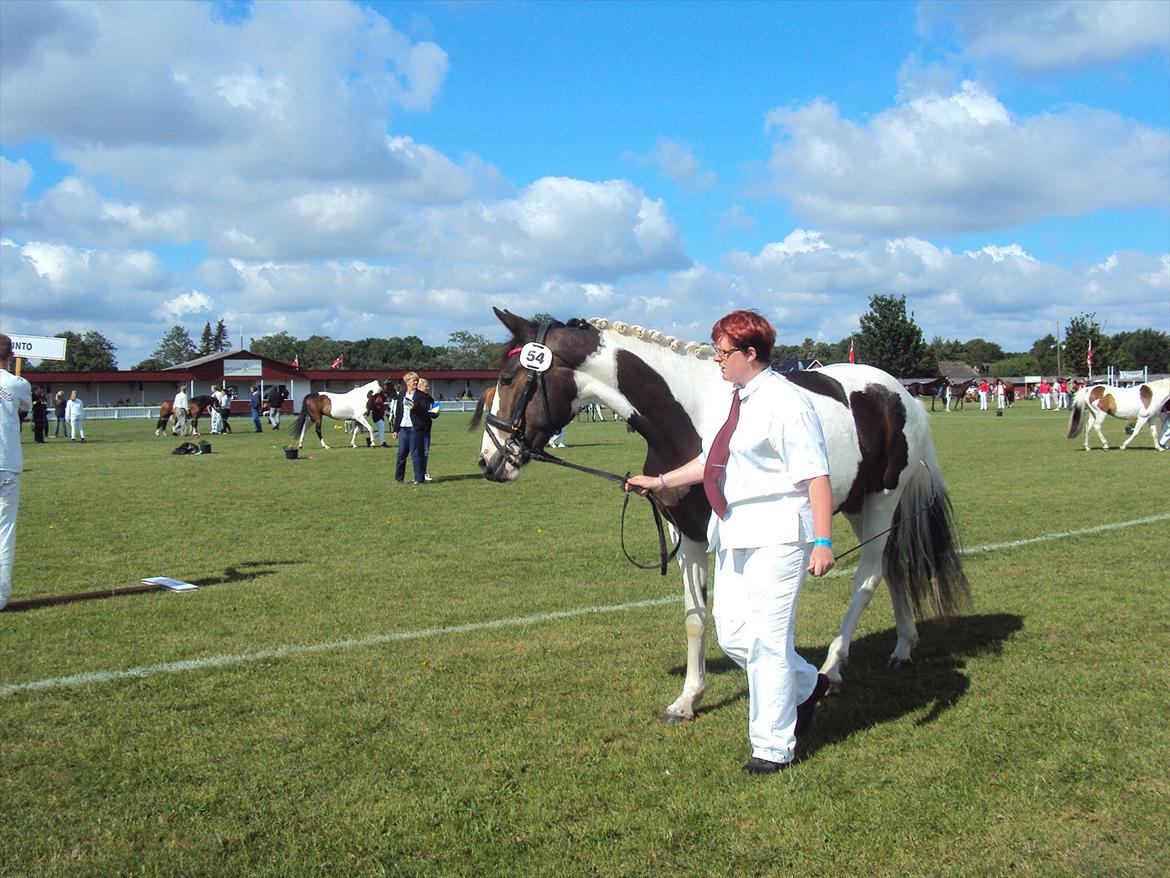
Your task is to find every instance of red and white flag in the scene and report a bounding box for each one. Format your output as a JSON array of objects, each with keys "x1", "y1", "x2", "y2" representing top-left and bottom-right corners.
[
  {"x1": 331, "y1": 355, "x2": 343, "y2": 370},
  {"x1": 1086, "y1": 339, "x2": 1093, "y2": 368},
  {"x1": 290, "y1": 354, "x2": 299, "y2": 368},
  {"x1": 848, "y1": 339, "x2": 855, "y2": 364}
]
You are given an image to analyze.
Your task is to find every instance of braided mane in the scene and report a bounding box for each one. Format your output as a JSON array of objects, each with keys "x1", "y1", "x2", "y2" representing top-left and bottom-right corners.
[{"x1": 582, "y1": 317, "x2": 715, "y2": 360}]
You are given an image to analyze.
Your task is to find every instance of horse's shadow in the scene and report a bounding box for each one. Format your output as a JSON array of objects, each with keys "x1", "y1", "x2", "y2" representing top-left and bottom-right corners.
[
  {"x1": 669, "y1": 613, "x2": 1024, "y2": 751},
  {"x1": 189, "y1": 559, "x2": 304, "y2": 588}
]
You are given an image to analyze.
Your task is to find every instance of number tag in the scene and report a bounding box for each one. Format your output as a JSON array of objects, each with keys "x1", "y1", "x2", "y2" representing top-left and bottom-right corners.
[{"x1": 520, "y1": 342, "x2": 553, "y2": 373}]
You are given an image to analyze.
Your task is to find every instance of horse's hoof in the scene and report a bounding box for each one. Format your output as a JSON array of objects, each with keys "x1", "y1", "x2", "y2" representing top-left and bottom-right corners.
[
  {"x1": 662, "y1": 711, "x2": 694, "y2": 725},
  {"x1": 888, "y1": 657, "x2": 913, "y2": 670}
]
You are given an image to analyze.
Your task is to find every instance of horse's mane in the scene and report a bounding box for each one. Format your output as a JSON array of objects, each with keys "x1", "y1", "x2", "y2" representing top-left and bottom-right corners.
[
  {"x1": 498, "y1": 317, "x2": 715, "y2": 367},
  {"x1": 581, "y1": 317, "x2": 716, "y2": 360}
]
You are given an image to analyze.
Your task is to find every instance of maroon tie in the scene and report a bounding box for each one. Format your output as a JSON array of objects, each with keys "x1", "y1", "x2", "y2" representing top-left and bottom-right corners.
[{"x1": 703, "y1": 390, "x2": 741, "y2": 518}]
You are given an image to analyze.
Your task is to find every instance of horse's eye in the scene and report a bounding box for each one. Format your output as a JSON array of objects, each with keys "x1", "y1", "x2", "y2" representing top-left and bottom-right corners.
[{"x1": 499, "y1": 375, "x2": 514, "y2": 387}]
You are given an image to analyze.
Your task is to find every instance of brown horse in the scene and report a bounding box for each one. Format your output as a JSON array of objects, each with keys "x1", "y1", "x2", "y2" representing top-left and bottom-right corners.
[
  {"x1": 155, "y1": 401, "x2": 176, "y2": 436},
  {"x1": 904, "y1": 377, "x2": 947, "y2": 411},
  {"x1": 186, "y1": 395, "x2": 219, "y2": 437}
]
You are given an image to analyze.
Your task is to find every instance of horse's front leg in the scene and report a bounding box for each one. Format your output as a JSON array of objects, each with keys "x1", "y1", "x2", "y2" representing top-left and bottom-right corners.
[
  {"x1": 820, "y1": 529, "x2": 889, "y2": 693},
  {"x1": 1119, "y1": 415, "x2": 1149, "y2": 450},
  {"x1": 664, "y1": 536, "x2": 709, "y2": 724}
]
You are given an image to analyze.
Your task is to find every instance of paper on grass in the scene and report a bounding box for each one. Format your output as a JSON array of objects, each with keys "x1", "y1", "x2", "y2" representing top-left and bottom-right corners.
[{"x1": 142, "y1": 576, "x2": 198, "y2": 591}]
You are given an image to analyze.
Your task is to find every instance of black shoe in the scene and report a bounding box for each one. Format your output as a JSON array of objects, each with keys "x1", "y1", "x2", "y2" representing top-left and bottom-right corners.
[
  {"x1": 795, "y1": 673, "x2": 829, "y2": 738},
  {"x1": 742, "y1": 757, "x2": 790, "y2": 775}
]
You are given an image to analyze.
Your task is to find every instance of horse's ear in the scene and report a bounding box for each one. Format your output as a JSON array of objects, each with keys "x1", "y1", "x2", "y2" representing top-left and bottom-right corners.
[{"x1": 493, "y1": 307, "x2": 536, "y2": 339}]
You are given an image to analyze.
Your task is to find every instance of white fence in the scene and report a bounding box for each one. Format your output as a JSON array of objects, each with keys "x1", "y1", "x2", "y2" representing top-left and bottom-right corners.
[{"x1": 84, "y1": 400, "x2": 484, "y2": 421}]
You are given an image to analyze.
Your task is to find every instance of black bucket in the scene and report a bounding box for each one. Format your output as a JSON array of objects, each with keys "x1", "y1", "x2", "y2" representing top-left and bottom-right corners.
[
  {"x1": 200, "y1": 441, "x2": 212, "y2": 454},
  {"x1": 284, "y1": 448, "x2": 298, "y2": 460}
]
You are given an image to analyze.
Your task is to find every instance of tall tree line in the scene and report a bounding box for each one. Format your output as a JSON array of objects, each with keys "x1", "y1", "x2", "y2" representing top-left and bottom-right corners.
[{"x1": 22, "y1": 309, "x2": 1170, "y2": 376}]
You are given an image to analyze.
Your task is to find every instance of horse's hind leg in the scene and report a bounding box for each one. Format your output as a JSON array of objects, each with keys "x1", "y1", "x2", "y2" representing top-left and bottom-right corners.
[
  {"x1": 1092, "y1": 414, "x2": 1110, "y2": 451},
  {"x1": 664, "y1": 536, "x2": 709, "y2": 724}
]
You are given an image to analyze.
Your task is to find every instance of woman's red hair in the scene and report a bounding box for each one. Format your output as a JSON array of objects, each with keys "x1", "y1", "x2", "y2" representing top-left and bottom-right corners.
[{"x1": 711, "y1": 310, "x2": 776, "y2": 363}]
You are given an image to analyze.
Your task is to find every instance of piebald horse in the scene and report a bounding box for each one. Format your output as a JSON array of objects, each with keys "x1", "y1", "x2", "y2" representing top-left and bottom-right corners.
[
  {"x1": 1067, "y1": 378, "x2": 1170, "y2": 451},
  {"x1": 292, "y1": 380, "x2": 381, "y2": 449},
  {"x1": 476, "y1": 309, "x2": 971, "y2": 722}
]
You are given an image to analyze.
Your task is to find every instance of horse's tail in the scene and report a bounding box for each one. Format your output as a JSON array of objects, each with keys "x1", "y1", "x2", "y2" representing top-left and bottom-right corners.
[
  {"x1": 292, "y1": 403, "x2": 311, "y2": 440},
  {"x1": 468, "y1": 386, "x2": 495, "y2": 431},
  {"x1": 1066, "y1": 387, "x2": 1088, "y2": 439},
  {"x1": 884, "y1": 450, "x2": 972, "y2": 620}
]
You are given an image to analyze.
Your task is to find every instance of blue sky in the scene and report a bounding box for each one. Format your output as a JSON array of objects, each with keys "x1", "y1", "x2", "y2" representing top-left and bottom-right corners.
[{"x1": 1, "y1": 0, "x2": 1167, "y2": 368}]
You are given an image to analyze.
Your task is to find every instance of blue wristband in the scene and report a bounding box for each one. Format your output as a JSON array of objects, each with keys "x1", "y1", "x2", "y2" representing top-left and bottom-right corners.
[{"x1": 813, "y1": 538, "x2": 832, "y2": 548}]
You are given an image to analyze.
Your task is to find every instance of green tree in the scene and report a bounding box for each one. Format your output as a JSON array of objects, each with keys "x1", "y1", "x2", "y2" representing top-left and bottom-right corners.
[
  {"x1": 854, "y1": 294, "x2": 929, "y2": 377},
  {"x1": 132, "y1": 356, "x2": 170, "y2": 371},
  {"x1": 150, "y1": 325, "x2": 197, "y2": 367},
  {"x1": 1063, "y1": 313, "x2": 1108, "y2": 377},
  {"x1": 198, "y1": 321, "x2": 214, "y2": 356},
  {"x1": 444, "y1": 330, "x2": 501, "y2": 369},
  {"x1": 1027, "y1": 334, "x2": 1058, "y2": 375},
  {"x1": 990, "y1": 355, "x2": 1039, "y2": 378},
  {"x1": 1110, "y1": 329, "x2": 1169, "y2": 372},
  {"x1": 959, "y1": 338, "x2": 1004, "y2": 369},
  {"x1": 36, "y1": 330, "x2": 119, "y2": 371},
  {"x1": 213, "y1": 319, "x2": 231, "y2": 353},
  {"x1": 250, "y1": 331, "x2": 299, "y2": 365}
]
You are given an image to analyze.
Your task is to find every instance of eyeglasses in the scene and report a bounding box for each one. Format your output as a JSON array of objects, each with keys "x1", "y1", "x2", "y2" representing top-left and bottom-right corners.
[{"x1": 712, "y1": 345, "x2": 743, "y2": 360}]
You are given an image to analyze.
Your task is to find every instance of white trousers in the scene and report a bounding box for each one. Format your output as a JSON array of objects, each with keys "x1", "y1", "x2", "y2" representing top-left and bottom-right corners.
[
  {"x1": 979, "y1": 392, "x2": 988, "y2": 410},
  {"x1": 0, "y1": 471, "x2": 20, "y2": 609},
  {"x1": 1040, "y1": 393, "x2": 1050, "y2": 409},
  {"x1": 211, "y1": 408, "x2": 223, "y2": 432},
  {"x1": 69, "y1": 415, "x2": 85, "y2": 439},
  {"x1": 714, "y1": 541, "x2": 818, "y2": 764}
]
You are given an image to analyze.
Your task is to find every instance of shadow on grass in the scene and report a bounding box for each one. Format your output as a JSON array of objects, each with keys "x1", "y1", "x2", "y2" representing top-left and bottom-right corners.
[
  {"x1": 188, "y1": 559, "x2": 304, "y2": 587},
  {"x1": 666, "y1": 613, "x2": 1024, "y2": 747},
  {"x1": 4, "y1": 559, "x2": 305, "y2": 612}
]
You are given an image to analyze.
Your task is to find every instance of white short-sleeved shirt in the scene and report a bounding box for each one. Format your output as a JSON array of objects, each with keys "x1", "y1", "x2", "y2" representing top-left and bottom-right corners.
[
  {"x1": 0, "y1": 368, "x2": 33, "y2": 474},
  {"x1": 702, "y1": 368, "x2": 830, "y2": 550}
]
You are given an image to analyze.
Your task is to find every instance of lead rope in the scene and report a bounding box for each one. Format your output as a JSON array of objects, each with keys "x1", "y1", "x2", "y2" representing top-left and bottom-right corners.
[{"x1": 526, "y1": 447, "x2": 680, "y2": 575}]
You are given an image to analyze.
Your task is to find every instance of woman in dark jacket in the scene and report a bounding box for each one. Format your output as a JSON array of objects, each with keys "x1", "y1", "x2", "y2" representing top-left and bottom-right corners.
[
  {"x1": 53, "y1": 390, "x2": 67, "y2": 437},
  {"x1": 32, "y1": 387, "x2": 49, "y2": 443}
]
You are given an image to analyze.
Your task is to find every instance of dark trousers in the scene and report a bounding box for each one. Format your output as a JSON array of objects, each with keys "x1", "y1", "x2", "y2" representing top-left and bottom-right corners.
[
  {"x1": 421, "y1": 429, "x2": 431, "y2": 473},
  {"x1": 394, "y1": 427, "x2": 425, "y2": 483},
  {"x1": 54, "y1": 415, "x2": 66, "y2": 437}
]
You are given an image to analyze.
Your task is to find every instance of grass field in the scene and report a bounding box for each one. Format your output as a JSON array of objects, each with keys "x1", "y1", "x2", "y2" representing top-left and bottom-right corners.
[{"x1": 2, "y1": 401, "x2": 1168, "y2": 877}]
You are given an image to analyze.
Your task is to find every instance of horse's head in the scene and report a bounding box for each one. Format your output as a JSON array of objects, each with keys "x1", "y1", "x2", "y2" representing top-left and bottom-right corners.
[{"x1": 477, "y1": 308, "x2": 598, "y2": 482}]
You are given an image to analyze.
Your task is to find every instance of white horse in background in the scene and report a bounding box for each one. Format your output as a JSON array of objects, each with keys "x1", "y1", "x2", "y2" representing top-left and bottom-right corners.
[
  {"x1": 291, "y1": 380, "x2": 381, "y2": 449},
  {"x1": 1067, "y1": 378, "x2": 1170, "y2": 451}
]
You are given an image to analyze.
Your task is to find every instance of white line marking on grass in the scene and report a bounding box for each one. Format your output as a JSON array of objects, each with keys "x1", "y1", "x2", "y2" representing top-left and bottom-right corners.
[{"x1": 4, "y1": 513, "x2": 1168, "y2": 697}]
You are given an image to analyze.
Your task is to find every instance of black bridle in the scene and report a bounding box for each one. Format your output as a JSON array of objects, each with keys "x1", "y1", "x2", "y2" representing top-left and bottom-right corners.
[{"x1": 482, "y1": 322, "x2": 681, "y2": 574}]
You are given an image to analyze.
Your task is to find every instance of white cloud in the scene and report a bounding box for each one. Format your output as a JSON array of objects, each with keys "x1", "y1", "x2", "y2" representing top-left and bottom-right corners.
[
  {"x1": 920, "y1": 0, "x2": 1170, "y2": 71},
  {"x1": 625, "y1": 139, "x2": 716, "y2": 192},
  {"x1": 761, "y1": 81, "x2": 1170, "y2": 235},
  {"x1": 159, "y1": 290, "x2": 215, "y2": 323}
]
